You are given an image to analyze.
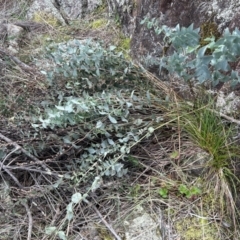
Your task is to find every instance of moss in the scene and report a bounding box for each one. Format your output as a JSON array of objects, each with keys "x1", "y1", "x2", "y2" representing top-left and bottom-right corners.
[
  {"x1": 200, "y1": 22, "x2": 221, "y2": 54},
  {"x1": 93, "y1": 3, "x2": 107, "y2": 14},
  {"x1": 97, "y1": 225, "x2": 114, "y2": 240},
  {"x1": 119, "y1": 37, "x2": 131, "y2": 51},
  {"x1": 90, "y1": 19, "x2": 108, "y2": 29},
  {"x1": 132, "y1": 0, "x2": 138, "y2": 9},
  {"x1": 117, "y1": 36, "x2": 131, "y2": 58},
  {"x1": 176, "y1": 217, "x2": 218, "y2": 240},
  {"x1": 33, "y1": 11, "x2": 62, "y2": 27}
]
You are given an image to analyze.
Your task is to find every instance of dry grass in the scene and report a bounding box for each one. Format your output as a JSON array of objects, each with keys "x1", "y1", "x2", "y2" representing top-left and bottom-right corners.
[{"x1": 0, "y1": 0, "x2": 32, "y2": 19}]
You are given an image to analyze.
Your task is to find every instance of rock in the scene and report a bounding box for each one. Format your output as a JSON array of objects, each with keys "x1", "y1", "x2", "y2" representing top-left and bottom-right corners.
[
  {"x1": 0, "y1": 22, "x2": 7, "y2": 42},
  {"x1": 123, "y1": 205, "x2": 164, "y2": 240},
  {"x1": 1, "y1": 23, "x2": 24, "y2": 54},
  {"x1": 211, "y1": 0, "x2": 240, "y2": 31},
  {"x1": 229, "y1": 13, "x2": 240, "y2": 32},
  {"x1": 7, "y1": 24, "x2": 24, "y2": 39},
  {"x1": 188, "y1": 151, "x2": 210, "y2": 177},
  {"x1": 59, "y1": 0, "x2": 103, "y2": 20},
  {"x1": 26, "y1": 0, "x2": 104, "y2": 25},
  {"x1": 216, "y1": 91, "x2": 240, "y2": 115},
  {"x1": 26, "y1": 0, "x2": 66, "y2": 26},
  {"x1": 0, "y1": 20, "x2": 47, "y2": 55}
]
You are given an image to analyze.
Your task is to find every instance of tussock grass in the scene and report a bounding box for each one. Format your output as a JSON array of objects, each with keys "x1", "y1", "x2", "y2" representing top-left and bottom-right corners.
[{"x1": 177, "y1": 97, "x2": 240, "y2": 237}]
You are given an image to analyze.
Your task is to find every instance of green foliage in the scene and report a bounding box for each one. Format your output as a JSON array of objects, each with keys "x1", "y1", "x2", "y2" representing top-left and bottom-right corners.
[
  {"x1": 33, "y1": 90, "x2": 152, "y2": 181},
  {"x1": 32, "y1": 38, "x2": 161, "y2": 229},
  {"x1": 158, "y1": 187, "x2": 168, "y2": 198},
  {"x1": 182, "y1": 101, "x2": 236, "y2": 170},
  {"x1": 126, "y1": 155, "x2": 143, "y2": 169},
  {"x1": 42, "y1": 39, "x2": 136, "y2": 93},
  {"x1": 117, "y1": 36, "x2": 131, "y2": 58},
  {"x1": 158, "y1": 184, "x2": 201, "y2": 199},
  {"x1": 141, "y1": 17, "x2": 240, "y2": 86},
  {"x1": 178, "y1": 184, "x2": 201, "y2": 199}
]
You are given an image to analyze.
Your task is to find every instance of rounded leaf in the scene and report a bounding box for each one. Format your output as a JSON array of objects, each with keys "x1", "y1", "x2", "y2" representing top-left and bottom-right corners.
[{"x1": 71, "y1": 192, "x2": 82, "y2": 204}]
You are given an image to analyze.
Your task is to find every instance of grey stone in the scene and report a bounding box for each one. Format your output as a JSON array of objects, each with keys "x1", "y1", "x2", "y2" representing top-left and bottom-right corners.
[{"x1": 124, "y1": 205, "x2": 163, "y2": 240}]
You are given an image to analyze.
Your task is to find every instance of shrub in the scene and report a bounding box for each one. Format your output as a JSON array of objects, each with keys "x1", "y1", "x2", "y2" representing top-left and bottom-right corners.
[
  {"x1": 32, "y1": 38, "x2": 164, "y2": 226},
  {"x1": 34, "y1": 38, "x2": 160, "y2": 199},
  {"x1": 141, "y1": 17, "x2": 240, "y2": 87},
  {"x1": 41, "y1": 39, "x2": 137, "y2": 93}
]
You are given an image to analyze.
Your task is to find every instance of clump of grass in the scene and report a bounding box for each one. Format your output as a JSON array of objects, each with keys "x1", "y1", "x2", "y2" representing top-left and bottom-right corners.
[
  {"x1": 179, "y1": 98, "x2": 240, "y2": 232},
  {"x1": 182, "y1": 102, "x2": 232, "y2": 169}
]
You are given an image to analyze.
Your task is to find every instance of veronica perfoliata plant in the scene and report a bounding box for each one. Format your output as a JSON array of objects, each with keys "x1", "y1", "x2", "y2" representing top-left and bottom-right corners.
[{"x1": 141, "y1": 17, "x2": 240, "y2": 87}]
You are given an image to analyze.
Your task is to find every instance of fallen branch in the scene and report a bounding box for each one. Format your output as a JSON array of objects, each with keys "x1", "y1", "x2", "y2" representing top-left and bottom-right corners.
[
  {"x1": 0, "y1": 161, "x2": 23, "y2": 188},
  {"x1": 0, "y1": 132, "x2": 62, "y2": 177},
  {"x1": 1, "y1": 146, "x2": 20, "y2": 167},
  {"x1": 219, "y1": 111, "x2": 240, "y2": 125},
  {"x1": 0, "y1": 47, "x2": 34, "y2": 72},
  {"x1": 6, "y1": 165, "x2": 63, "y2": 177},
  {"x1": 86, "y1": 199, "x2": 122, "y2": 240}
]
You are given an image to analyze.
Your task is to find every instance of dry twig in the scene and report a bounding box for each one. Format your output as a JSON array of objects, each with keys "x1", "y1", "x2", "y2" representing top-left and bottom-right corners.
[
  {"x1": 21, "y1": 200, "x2": 33, "y2": 240},
  {"x1": 0, "y1": 162, "x2": 23, "y2": 188},
  {"x1": 86, "y1": 199, "x2": 122, "y2": 240},
  {"x1": 0, "y1": 47, "x2": 34, "y2": 72},
  {"x1": 219, "y1": 111, "x2": 240, "y2": 125},
  {"x1": 0, "y1": 132, "x2": 62, "y2": 177}
]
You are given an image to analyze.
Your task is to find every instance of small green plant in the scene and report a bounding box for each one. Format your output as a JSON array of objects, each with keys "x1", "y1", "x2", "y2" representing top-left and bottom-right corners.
[
  {"x1": 177, "y1": 97, "x2": 240, "y2": 229},
  {"x1": 117, "y1": 36, "x2": 131, "y2": 58},
  {"x1": 127, "y1": 155, "x2": 142, "y2": 169},
  {"x1": 141, "y1": 17, "x2": 240, "y2": 87},
  {"x1": 158, "y1": 187, "x2": 168, "y2": 198},
  {"x1": 178, "y1": 184, "x2": 201, "y2": 199}
]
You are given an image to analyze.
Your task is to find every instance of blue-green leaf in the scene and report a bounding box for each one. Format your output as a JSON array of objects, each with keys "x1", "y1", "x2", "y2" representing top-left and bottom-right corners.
[
  {"x1": 96, "y1": 120, "x2": 103, "y2": 128},
  {"x1": 197, "y1": 46, "x2": 208, "y2": 58},
  {"x1": 108, "y1": 115, "x2": 117, "y2": 124},
  {"x1": 58, "y1": 231, "x2": 67, "y2": 240},
  {"x1": 45, "y1": 226, "x2": 57, "y2": 235},
  {"x1": 72, "y1": 192, "x2": 82, "y2": 204}
]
